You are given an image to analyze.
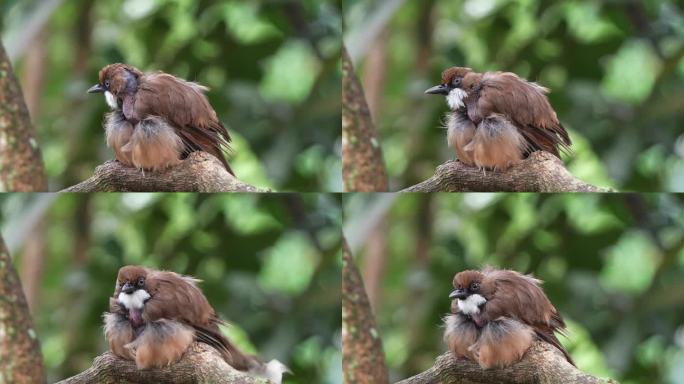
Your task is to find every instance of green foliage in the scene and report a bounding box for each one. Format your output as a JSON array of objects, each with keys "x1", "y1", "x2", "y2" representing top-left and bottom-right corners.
[
  {"x1": 601, "y1": 40, "x2": 660, "y2": 104},
  {"x1": 344, "y1": 193, "x2": 684, "y2": 383},
  {"x1": 345, "y1": 0, "x2": 684, "y2": 191},
  {"x1": 0, "y1": 194, "x2": 342, "y2": 384},
  {"x1": 1, "y1": 0, "x2": 341, "y2": 191}
]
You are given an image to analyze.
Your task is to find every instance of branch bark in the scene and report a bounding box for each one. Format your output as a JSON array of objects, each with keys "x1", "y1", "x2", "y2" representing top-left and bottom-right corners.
[
  {"x1": 342, "y1": 44, "x2": 389, "y2": 192},
  {"x1": 0, "y1": 41, "x2": 47, "y2": 191},
  {"x1": 342, "y1": 238, "x2": 389, "y2": 384},
  {"x1": 0, "y1": 235, "x2": 46, "y2": 383},
  {"x1": 56, "y1": 343, "x2": 270, "y2": 384},
  {"x1": 401, "y1": 152, "x2": 610, "y2": 192},
  {"x1": 61, "y1": 151, "x2": 268, "y2": 192},
  {"x1": 395, "y1": 343, "x2": 618, "y2": 384}
]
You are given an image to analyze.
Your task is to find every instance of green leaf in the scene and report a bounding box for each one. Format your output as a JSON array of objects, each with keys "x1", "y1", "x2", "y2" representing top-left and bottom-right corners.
[
  {"x1": 600, "y1": 230, "x2": 659, "y2": 294},
  {"x1": 601, "y1": 40, "x2": 661, "y2": 104},
  {"x1": 223, "y1": 2, "x2": 282, "y2": 44},
  {"x1": 258, "y1": 232, "x2": 318, "y2": 294},
  {"x1": 260, "y1": 40, "x2": 321, "y2": 103}
]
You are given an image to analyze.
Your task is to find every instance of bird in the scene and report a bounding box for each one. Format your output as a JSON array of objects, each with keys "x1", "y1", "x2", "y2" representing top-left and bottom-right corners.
[
  {"x1": 87, "y1": 63, "x2": 233, "y2": 174},
  {"x1": 425, "y1": 67, "x2": 571, "y2": 170},
  {"x1": 103, "y1": 265, "x2": 288, "y2": 383},
  {"x1": 443, "y1": 267, "x2": 574, "y2": 369}
]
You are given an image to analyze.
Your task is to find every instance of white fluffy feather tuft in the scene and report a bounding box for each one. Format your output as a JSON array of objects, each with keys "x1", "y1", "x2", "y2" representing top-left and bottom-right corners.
[
  {"x1": 249, "y1": 359, "x2": 290, "y2": 384},
  {"x1": 446, "y1": 88, "x2": 468, "y2": 110},
  {"x1": 118, "y1": 290, "x2": 150, "y2": 310},
  {"x1": 457, "y1": 294, "x2": 486, "y2": 315},
  {"x1": 104, "y1": 91, "x2": 118, "y2": 110}
]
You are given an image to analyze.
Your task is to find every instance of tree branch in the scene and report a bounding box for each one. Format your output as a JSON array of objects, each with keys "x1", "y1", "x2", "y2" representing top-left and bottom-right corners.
[
  {"x1": 61, "y1": 151, "x2": 268, "y2": 192},
  {"x1": 342, "y1": 45, "x2": 389, "y2": 192},
  {"x1": 0, "y1": 41, "x2": 47, "y2": 191},
  {"x1": 401, "y1": 152, "x2": 610, "y2": 192},
  {"x1": 56, "y1": 343, "x2": 270, "y2": 384},
  {"x1": 342, "y1": 238, "x2": 390, "y2": 383},
  {"x1": 395, "y1": 343, "x2": 618, "y2": 384}
]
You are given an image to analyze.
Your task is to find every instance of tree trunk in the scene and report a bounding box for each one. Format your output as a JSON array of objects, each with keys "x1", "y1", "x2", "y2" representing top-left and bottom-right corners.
[
  {"x1": 342, "y1": 238, "x2": 389, "y2": 384},
  {"x1": 342, "y1": 45, "x2": 389, "y2": 192},
  {"x1": 0, "y1": 235, "x2": 46, "y2": 383},
  {"x1": 0, "y1": 41, "x2": 47, "y2": 191}
]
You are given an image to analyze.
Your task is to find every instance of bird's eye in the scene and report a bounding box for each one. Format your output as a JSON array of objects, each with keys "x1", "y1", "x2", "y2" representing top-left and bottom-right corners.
[
  {"x1": 105, "y1": 80, "x2": 110, "y2": 88},
  {"x1": 452, "y1": 78, "x2": 461, "y2": 86},
  {"x1": 137, "y1": 278, "x2": 144, "y2": 286},
  {"x1": 470, "y1": 282, "x2": 480, "y2": 291}
]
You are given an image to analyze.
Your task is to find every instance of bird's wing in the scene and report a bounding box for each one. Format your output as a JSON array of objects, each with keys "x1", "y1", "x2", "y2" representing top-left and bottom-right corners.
[
  {"x1": 143, "y1": 270, "x2": 214, "y2": 326},
  {"x1": 142, "y1": 271, "x2": 257, "y2": 369},
  {"x1": 482, "y1": 268, "x2": 574, "y2": 365},
  {"x1": 475, "y1": 72, "x2": 571, "y2": 156},
  {"x1": 133, "y1": 73, "x2": 233, "y2": 174}
]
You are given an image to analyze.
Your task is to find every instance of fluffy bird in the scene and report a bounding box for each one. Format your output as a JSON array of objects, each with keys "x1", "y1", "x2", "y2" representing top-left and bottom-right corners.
[
  {"x1": 443, "y1": 268, "x2": 573, "y2": 369},
  {"x1": 425, "y1": 67, "x2": 571, "y2": 170},
  {"x1": 88, "y1": 64, "x2": 233, "y2": 174},
  {"x1": 104, "y1": 265, "x2": 287, "y2": 383}
]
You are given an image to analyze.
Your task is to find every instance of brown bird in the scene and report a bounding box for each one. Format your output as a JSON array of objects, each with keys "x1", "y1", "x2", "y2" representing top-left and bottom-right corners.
[
  {"x1": 88, "y1": 63, "x2": 233, "y2": 174},
  {"x1": 443, "y1": 267, "x2": 573, "y2": 369},
  {"x1": 425, "y1": 67, "x2": 571, "y2": 170},
  {"x1": 103, "y1": 265, "x2": 288, "y2": 382}
]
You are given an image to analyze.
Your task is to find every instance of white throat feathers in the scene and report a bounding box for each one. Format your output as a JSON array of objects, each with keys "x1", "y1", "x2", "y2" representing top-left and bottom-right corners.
[
  {"x1": 457, "y1": 294, "x2": 486, "y2": 315},
  {"x1": 118, "y1": 289, "x2": 151, "y2": 310},
  {"x1": 446, "y1": 88, "x2": 468, "y2": 110},
  {"x1": 104, "y1": 91, "x2": 118, "y2": 110}
]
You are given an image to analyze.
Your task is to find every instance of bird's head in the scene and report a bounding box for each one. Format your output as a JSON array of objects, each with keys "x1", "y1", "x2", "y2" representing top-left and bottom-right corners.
[
  {"x1": 115, "y1": 265, "x2": 151, "y2": 311},
  {"x1": 450, "y1": 269, "x2": 490, "y2": 317},
  {"x1": 88, "y1": 63, "x2": 142, "y2": 109},
  {"x1": 425, "y1": 67, "x2": 473, "y2": 110}
]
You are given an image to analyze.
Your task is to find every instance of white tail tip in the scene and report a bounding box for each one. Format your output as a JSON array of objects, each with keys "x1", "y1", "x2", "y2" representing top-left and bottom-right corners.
[{"x1": 249, "y1": 359, "x2": 290, "y2": 384}]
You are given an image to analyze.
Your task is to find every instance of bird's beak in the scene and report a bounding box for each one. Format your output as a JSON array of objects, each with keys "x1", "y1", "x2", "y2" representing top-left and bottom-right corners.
[
  {"x1": 449, "y1": 289, "x2": 467, "y2": 300},
  {"x1": 425, "y1": 83, "x2": 450, "y2": 95},
  {"x1": 121, "y1": 282, "x2": 135, "y2": 294},
  {"x1": 87, "y1": 83, "x2": 105, "y2": 94}
]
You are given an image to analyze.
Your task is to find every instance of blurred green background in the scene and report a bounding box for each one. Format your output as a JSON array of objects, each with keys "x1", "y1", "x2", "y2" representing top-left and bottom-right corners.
[
  {"x1": 344, "y1": 0, "x2": 684, "y2": 191},
  {"x1": 0, "y1": 0, "x2": 341, "y2": 192},
  {"x1": 0, "y1": 193, "x2": 342, "y2": 384},
  {"x1": 344, "y1": 193, "x2": 684, "y2": 384}
]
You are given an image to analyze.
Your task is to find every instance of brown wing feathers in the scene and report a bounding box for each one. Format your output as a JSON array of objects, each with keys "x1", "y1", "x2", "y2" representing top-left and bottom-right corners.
[
  {"x1": 134, "y1": 73, "x2": 234, "y2": 175},
  {"x1": 482, "y1": 269, "x2": 574, "y2": 365},
  {"x1": 142, "y1": 271, "x2": 255, "y2": 369},
  {"x1": 478, "y1": 72, "x2": 571, "y2": 156}
]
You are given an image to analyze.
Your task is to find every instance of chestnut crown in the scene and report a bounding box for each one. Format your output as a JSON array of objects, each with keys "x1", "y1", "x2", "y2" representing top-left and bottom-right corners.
[
  {"x1": 88, "y1": 63, "x2": 143, "y2": 95},
  {"x1": 425, "y1": 66, "x2": 473, "y2": 95},
  {"x1": 115, "y1": 265, "x2": 148, "y2": 294},
  {"x1": 449, "y1": 269, "x2": 496, "y2": 300}
]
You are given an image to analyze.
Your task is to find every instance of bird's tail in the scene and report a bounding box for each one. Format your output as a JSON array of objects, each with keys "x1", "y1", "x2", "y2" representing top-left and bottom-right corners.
[
  {"x1": 534, "y1": 330, "x2": 575, "y2": 366},
  {"x1": 194, "y1": 323, "x2": 289, "y2": 383},
  {"x1": 246, "y1": 358, "x2": 291, "y2": 384}
]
